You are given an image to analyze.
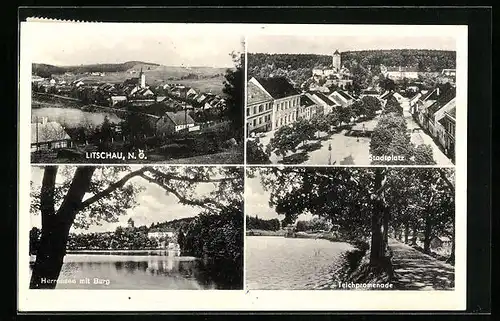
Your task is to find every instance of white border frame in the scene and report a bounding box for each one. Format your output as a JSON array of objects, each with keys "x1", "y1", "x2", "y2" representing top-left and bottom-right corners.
[{"x1": 18, "y1": 22, "x2": 467, "y2": 312}]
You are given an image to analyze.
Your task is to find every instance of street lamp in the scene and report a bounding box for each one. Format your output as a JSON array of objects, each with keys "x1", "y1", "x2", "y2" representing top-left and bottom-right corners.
[{"x1": 328, "y1": 142, "x2": 332, "y2": 165}]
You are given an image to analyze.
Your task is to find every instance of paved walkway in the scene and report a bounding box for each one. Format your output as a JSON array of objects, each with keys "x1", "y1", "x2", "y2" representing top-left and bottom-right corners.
[{"x1": 389, "y1": 239, "x2": 455, "y2": 290}]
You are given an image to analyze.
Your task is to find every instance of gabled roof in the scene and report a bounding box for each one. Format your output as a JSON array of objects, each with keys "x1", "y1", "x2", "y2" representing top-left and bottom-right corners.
[
  {"x1": 247, "y1": 81, "x2": 273, "y2": 105},
  {"x1": 253, "y1": 77, "x2": 301, "y2": 99},
  {"x1": 31, "y1": 121, "x2": 70, "y2": 144},
  {"x1": 300, "y1": 95, "x2": 316, "y2": 107},
  {"x1": 333, "y1": 49, "x2": 340, "y2": 55},
  {"x1": 336, "y1": 90, "x2": 354, "y2": 100},
  {"x1": 428, "y1": 88, "x2": 456, "y2": 115},
  {"x1": 379, "y1": 91, "x2": 393, "y2": 100},
  {"x1": 165, "y1": 111, "x2": 195, "y2": 125},
  {"x1": 314, "y1": 92, "x2": 337, "y2": 106}
]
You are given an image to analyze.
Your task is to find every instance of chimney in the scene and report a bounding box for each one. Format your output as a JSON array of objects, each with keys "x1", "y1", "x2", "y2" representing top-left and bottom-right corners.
[{"x1": 436, "y1": 87, "x2": 440, "y2": 97}]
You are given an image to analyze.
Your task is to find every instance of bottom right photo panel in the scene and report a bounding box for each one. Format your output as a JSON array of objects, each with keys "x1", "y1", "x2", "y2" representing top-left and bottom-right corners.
[{"x1": 245, "y1": 166, "x2": 455, "y2": 291}]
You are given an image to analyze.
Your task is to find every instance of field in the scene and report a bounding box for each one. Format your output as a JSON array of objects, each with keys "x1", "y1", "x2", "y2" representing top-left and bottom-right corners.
[{"x1": 43, "y1": 63, "x2": 231, "y2": 95}]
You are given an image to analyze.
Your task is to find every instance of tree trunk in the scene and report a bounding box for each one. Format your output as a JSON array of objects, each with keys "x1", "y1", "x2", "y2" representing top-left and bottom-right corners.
[
  {"x1": 447, "y1": 219, "x2": 455, "y2": 264},
  {"x1": 404, "y1": 222, "x2": 409, "y2": 244},
  {"x1": 423, "y1": 213, "x2": 432, "y2": 254},
  {"x1": 370, "y1": 169, "x2": 385, "y2": 266},
  {"x1": 30, "y1": 167, "x2": 96, "y2": 289},
  {"x1": 411, "y1": 223, "x2": 418, "y2": 246},
  {"x1": 382, "y1": 207, "x2": 390, "y2": 248}
]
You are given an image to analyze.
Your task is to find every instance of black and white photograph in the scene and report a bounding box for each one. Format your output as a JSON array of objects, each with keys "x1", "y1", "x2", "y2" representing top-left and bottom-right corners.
[
  {"x1": 28, "y1": 165, "x2": 244, "y2": 290},
  {"x1": 28, "y1": 22, "x2": 244, "y2": 164},
  {"x1": 245, "y1": 35, "x2": 457, "y2": 166},
  {"x1": 246, "y1": 167, "x2": 455, "y2": 290}
]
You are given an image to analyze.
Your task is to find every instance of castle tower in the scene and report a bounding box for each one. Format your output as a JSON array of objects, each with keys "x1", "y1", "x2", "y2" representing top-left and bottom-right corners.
[
  {"x1": 139, "y1": 67, "x2": 146, "y2": 88},
  {"x1": 332, "y1": 50, "x2": 341, "y2": 71}
]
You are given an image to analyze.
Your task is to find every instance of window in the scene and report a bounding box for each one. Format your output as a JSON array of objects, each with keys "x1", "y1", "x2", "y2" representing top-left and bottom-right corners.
[
  {"x1": 253, "y1": 106, "x2": 257, "y2": 115},
  {"x1": 246, "y1": 108, "x2": 250, "y2": 116},
  {"x1": 259, "y1": 104, "x2": 263, "y2": 113},
  {"x1": 253, "y1": 119, "x2": 256, "y2": 126},
  {"x1": 259, "y1": 117, "x2": 262, "y2": 124}
]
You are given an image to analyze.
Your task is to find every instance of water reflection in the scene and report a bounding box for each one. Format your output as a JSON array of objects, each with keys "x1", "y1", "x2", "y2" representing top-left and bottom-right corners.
[{"x1": 29, "y1": 254, "x2": 242, "y2": 290}]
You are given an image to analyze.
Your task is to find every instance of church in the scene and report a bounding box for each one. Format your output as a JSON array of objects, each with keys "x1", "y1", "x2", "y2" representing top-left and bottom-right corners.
[{"x1": 312, "y1": 50, "x2": 350, "y2": 77}]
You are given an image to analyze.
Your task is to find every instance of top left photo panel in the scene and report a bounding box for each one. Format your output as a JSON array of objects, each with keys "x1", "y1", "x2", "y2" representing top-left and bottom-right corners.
[{"x1": 21, "y1": 21, "x2": 245, "y2": 164}]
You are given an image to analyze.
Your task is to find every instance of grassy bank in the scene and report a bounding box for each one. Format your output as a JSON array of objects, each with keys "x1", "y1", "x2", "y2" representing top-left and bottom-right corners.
[
  {"x1": 246, "y1": 229, "x2": 285, "y2": 236},
  {"x1": 334, "y1": 240, "x2": 394, "y2": 289}
]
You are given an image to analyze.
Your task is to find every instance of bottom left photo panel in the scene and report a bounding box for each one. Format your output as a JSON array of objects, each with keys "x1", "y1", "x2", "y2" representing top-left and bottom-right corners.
[{"x1": 26, "y1": 165, "x2": 244, "y2": 290}]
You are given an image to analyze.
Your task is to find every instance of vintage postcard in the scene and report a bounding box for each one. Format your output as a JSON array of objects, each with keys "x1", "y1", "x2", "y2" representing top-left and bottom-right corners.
[
  {"x1": 24, "y1": 22, "x2": 244, "y2": 164},
  {"x1": 246, "y1": 166, "x2": 455, "y2": 291},
  {"x1": 245, "y1": 33, "x2": 459, "y2": 166},
  {"x1": 18, "y1": 22, "x2": 468, "y2": 312}
]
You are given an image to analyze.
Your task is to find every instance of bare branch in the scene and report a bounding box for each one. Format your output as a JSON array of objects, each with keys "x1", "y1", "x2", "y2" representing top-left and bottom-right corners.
[
  {"x1": 79, "y1": 168, "x2": 147, "y2": 209},
  {"x1": 138, "y1": 173, "x2": 224, "y2": 211},
  {"x1": 143, "y1": 167, "x2": 239, "y2": 183}
]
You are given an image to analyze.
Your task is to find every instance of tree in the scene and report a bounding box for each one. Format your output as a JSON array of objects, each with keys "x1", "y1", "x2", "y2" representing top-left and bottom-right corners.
[
  {"x1": 268, "y1": 119, "x2": 315, "y2": 158},
  {"x1": 369, "y1": 115, "x2": 413, "y2": 165},
  {"x1": 383, "y1": 96, "x2": 403, "y2": 115},
  {"x1": 379, "y1": 77, "x2": 396, "y2": 92},
  {"x1": 29, "y1": 166, "x2": 243, "y2": 289},
  {"x1": 255, "y1": 167, "x2": 454, "y2": 270},
  {"x1": 338, "y1": 105, "x2": 354, "y2": 125},
  {"x1": 246, "y1": 139, "x2": 271, "y2": 164},
  {"x1": 29, "y1": 227, "x2": 41, "y2": 255},
  {"x1": 360, "y1": 96, "x2": 382, "y2": 119},
  {"x1": 223, "y1": 51, "x2": 244, "y2": 142}
]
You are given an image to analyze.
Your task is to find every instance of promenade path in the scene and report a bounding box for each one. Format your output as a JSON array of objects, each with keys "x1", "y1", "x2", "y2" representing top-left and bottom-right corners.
[{"x1": 389, "y1": 239, "x2": 455, "y2": 290}]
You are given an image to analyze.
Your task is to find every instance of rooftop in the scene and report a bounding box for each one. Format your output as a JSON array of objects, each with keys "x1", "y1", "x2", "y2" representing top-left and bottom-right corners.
[
  {"x1": 166, "y1": 111, "x2": 195, "y2": 125},
  {"x1": 300, "y1": 94, "x2": 316, "y2": 107},
  {"x1": 253, "y1": 77, "x2": 301, "y2": 99},
  {"x1": 31, "y1": 121, "x2": 71, "y2": 144}
]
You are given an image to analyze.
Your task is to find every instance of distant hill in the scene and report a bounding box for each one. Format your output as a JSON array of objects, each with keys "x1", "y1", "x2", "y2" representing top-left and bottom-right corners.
[
  {"x1": 150, "y1": 216, "x2": 196, "y2": 231},
  {"x1": 248, "y1": 49, "x2": 456, "y2": 76},
  {"x1": 32, "y1": 61, "x2": 161, "y2": 78}
]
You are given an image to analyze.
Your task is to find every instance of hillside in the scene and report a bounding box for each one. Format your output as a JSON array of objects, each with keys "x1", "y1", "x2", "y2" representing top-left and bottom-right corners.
[
  {"x1": 32, "y1": 61, "x2": 160, "y2": 77},
  {"x1": 247, "y1": 49, "x2": 456, "y2": 88},
  {"x1": 150, "y1": 216, "x2": 196, "y2": 231}
]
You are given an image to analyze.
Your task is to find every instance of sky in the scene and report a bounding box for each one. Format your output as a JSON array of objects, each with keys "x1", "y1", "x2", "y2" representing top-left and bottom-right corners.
[
  {"x1": 247, "y1": 35, "x2": 456, "y2": 55},
  {"x1": 245, "y1": 172, "x2": 312, "y2": 222},
  {"x1": 26, "y1": 22, "x2": 244, "y2": 68},
  {"x1": 30, "y1": 166, "x2": 219, "y2": 233}
]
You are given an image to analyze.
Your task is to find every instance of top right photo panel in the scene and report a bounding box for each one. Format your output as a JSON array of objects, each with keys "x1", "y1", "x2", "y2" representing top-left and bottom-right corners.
[{"x1": 246, "y1": 28, "x2": 462, "y2": 166}]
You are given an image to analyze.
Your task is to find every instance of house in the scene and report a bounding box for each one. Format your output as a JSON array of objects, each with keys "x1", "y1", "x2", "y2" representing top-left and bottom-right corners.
[
  {"x1": 380, "y1": 65, "x2": 419, "y2": 80},
  {"x1": 360, "y1": 88, "x2": 380, "y2": 98},
  {"x1": 31, "y1": 75, "x2": 45, "y2": 83},
  {"x1": 328, "y1": 90, "x2": 354, "y2": 107},
  {"x1": 409, "y1": 92, "x2": 422, "y2": 113},
  {"x1": 441, "y1": 69, "x2": 456, "y2": 77},
  {"x1": 148, "y1": 227, "x2": 176, "y2": 239},
  {"x1": 31, "y1": 118, "x2": 72, "y2": 152},
  {"x1": 307, "y1": 92, "x2": 339, "y2": 115},
  {"x1": 246, "y1": 80, "x2": 274, "y2": 136},
  {"x1": 298, "y1": 95, "x2": 319, "y2": 121},
  {"x1": 109, "y1": 95, "x2": 128, "y2": 107},
  {"x1": 249, "y1": 77, "x2": 302, "y2": 132},
  {"x1": 430, "y1": 236, "x2": 453, "y2": 249},
  {"x1": 438, "y1": 106, "x2": 456, "y2": 161},
  {"x1": 160, "y1": 111, "x2": 198, "y2": 134}
]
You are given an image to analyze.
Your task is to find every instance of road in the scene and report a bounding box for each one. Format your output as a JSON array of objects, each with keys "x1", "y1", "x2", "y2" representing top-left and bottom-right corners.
[{"x1": 389, "y1": 239, "x2": 455, "y2": 290}]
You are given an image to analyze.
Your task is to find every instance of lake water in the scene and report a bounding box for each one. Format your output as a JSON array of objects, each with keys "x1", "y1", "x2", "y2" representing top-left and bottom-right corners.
[
  {"x1": 32, "y1": 107, "x2": 122, "y2": 128},
  {"x1": 29, "y1": 254, "x2": 235, "y2": 290},
  {"x1": 246, "y1": 236, "x2": 354, "y2": 290}
]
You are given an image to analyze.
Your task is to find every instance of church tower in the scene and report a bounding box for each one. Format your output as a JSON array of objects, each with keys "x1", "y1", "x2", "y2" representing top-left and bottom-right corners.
[
  {"x1": 332, "y1": 50, "x2": 341, "y2": 71},
  {"x1": 139, "y1": 67, "x2": 146, "y2": 89}
]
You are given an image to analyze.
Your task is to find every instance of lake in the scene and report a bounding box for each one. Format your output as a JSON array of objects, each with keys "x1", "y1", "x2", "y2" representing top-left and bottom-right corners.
[
  {"x1": 32, "y1": 107, "x2": 122, "y2": 129},
  {"x1": 246, "y1": 236, "x2": 354, "y2": 290},
  {"x1": 29, "y1": 253, "x2": 236, "y2": 290}
]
